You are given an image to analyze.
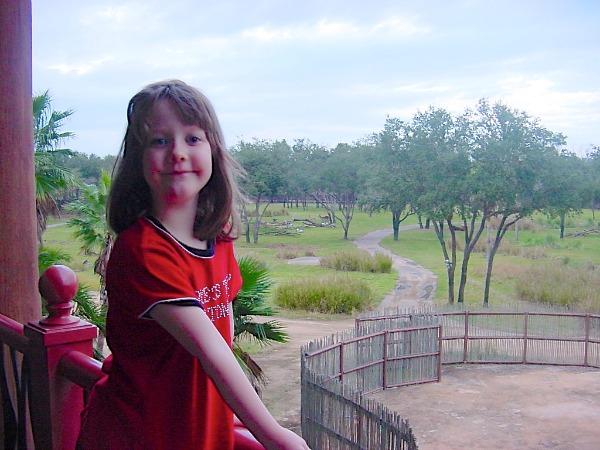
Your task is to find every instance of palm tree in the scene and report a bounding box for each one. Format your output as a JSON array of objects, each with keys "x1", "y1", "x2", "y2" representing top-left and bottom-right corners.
[
  {"x1": 66, "y1": 170, "x2": 113, "y2": 356},
  {"x1": 33, "y1": 91, "x2": 78, "y2": 243},
  {"x1": 66, "y1": 170, "x2": 114, "y2": 291},
  {"x1": 233, "y1": 256, "x2": 288, "y2": 391}
]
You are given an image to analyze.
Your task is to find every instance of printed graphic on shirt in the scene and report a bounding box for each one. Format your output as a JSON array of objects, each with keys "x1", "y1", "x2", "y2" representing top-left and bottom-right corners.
[{"x1": 195, "y1": 273, "x2": 234, "y2": 322}]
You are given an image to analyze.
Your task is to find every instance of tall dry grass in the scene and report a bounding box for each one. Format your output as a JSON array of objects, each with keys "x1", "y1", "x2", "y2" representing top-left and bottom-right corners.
[
  {"x1": 515, "y1": 261, "x2": 600, "y2": 311},
  {"x1": 274, "y1": 275, "x2": 373, "y2": 313},
  {"x1": 320, "y1": 250, "x2": 392, "y2": 273}
]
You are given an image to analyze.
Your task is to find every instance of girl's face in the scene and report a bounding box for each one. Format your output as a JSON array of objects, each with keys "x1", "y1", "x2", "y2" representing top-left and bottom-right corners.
[{"x1": 143, "y1": 100, "x2": 213, "y2": 211}]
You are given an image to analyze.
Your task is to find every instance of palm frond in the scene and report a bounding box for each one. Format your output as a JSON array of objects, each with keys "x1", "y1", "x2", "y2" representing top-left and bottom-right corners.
[
  {"x1": 233, "y1": 256, "x2": 289, "y2": 387},
  {"x1": 38, "y1": 246, "x2": 72, "y2": 272},
  {"x1": 233, "y1": 344, "x2": 266, "y2": 393},
  {"x1": 234, "y1": 320, "x2": 289, "y2": 344},
  {"x1": 72, "y1": 285, "x2": 106, "y2": 334}
]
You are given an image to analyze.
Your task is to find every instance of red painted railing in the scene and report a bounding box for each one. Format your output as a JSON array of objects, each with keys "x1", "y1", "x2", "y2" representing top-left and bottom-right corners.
[{"x1": 0, "y1": 265, "x2": 264, "y2": 449}]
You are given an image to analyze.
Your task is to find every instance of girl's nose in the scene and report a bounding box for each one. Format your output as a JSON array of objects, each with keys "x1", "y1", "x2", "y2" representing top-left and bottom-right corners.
[{"x1": 171, "y1": 140, "x2": 187, "y2": 162}]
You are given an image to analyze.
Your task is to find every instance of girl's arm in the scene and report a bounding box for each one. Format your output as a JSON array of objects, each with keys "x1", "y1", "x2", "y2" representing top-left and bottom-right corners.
[{"x1": 150, "y1": 304, "x2": 310, "y2": 450}]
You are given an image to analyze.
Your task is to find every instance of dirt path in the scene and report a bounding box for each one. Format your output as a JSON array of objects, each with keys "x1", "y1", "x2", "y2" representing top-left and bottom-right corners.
[
  {"x1": 353, "y1": 227, "x2": 436, "y2": 310},
  {"x1": 253, "y1": 317, "x2": 354, "y2": 434}
]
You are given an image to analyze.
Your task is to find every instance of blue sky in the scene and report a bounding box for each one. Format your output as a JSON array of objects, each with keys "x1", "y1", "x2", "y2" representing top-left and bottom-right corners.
[{"x1": 32, "y1": 0, "x2": 599, "y2": 156}]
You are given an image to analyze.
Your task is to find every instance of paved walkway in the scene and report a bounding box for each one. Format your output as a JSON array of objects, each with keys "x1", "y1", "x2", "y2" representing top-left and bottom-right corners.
[{"x1": 353, "y1": 226, "x2": 436, "y2": 310}]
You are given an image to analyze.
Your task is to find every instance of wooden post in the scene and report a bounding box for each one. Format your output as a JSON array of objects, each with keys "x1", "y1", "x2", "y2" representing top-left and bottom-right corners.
[
  {"x1": 584, "y1": 314, "x2": 590, "y2": 367},
  {"x1": 338, "y1": 343, "x2": 344, "y2": 383},
  {"x1": 463, "y1": 311, "x2": 469, "y2": 363},
  {"x1": 523, "y1": 312, "x2": 529, "y2": 364},
  {"x1": 25, "y1": 266, "x2": 98, "y2": 450},
  {"x1": 382, "y1": 331, "x2": 388, "y2": 389},
  {"x1": 0, "y1": 1, "x2": 38, "y2": 324},
  {"x1": 437, "y1": 325, "x2": 442, "y2": 382}
]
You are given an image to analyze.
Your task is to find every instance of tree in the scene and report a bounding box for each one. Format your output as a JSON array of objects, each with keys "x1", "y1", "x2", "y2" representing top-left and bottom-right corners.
[
  {"x1": 233, "y1": 257, "x2": 287, "y2": 391},
  {"x1": 583, "y1": 146, "x2": 600, "y2": 221},
  {"x1": 540, "y1": 150, "x2": 586, "y2": 239},
  {"x1": 364, "y1": 118, "x2": 415, "y2": 240},
  {"x1": 66, "y1": 170, "x2": 114, "y2": 303},
  {"x1": 232, "y1": 140, "x2": 289, "y2": 243},
  {"x1": 287, "y1": 139, "x2": 329, "y2": 208},
  {"x1": 409, "y1": 107, "x2": 470, "y2": 304},
  {"x1": 33, "y1": 91, "x2": 78, "y2": 242},
  {"x1": 471, "y1": 100, "x2": 565, "y2": 306},
  {"x1": 311, "y1": 143, "x2": 365, "y2": 240}
]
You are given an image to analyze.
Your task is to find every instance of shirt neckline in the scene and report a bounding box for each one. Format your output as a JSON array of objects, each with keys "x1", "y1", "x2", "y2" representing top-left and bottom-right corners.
[{"x1": 144, "y1": 216, "x2": 215, "y2": 258}]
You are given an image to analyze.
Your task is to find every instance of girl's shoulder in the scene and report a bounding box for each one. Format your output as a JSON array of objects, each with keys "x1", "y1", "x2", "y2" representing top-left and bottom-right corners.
[{"x1": 112, "y1": 217, "x2": 177, "y2": 261}]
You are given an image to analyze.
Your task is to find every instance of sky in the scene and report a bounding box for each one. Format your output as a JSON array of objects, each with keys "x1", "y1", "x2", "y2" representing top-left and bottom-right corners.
[{"x1": 32, "y1": 0, "x2": 599, "y2": 157}]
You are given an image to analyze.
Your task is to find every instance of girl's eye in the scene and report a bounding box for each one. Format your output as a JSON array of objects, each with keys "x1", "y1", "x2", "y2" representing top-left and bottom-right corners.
[
  {"x1": 150, "y1": 137, "x2": 169, "y2": 147},
  {"x1": 188, "y1": 135, "x2": 203, "y2": 144}
]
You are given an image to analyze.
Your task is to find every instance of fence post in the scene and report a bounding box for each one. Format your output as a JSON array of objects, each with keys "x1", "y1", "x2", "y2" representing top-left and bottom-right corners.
[
  {"x1": 338, "y1": 343, "x2": 344, "y2": 383},
  {"x1": 523, "y1": 312, "x2": 529, "y2": 364},
  {"x1": 382, "y1": 330, "x2": 388, "y2": 389},
  {"x1": 584, "y1": 314, "x2": 590, "y2": 367},
  {"x1": 25, "y1": 265, "x2": 98, "y2": 450},
  {"x1": 463, "y1": 311, "x2": 469, "y2": 363},
  {"x1": 437, "y1": 325, "x2": 442, "y2": 382}
]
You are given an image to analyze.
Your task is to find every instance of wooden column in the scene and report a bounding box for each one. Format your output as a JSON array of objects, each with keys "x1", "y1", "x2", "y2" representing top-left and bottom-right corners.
[{"x1": 0, "y1": 0, "x2": 39, "y2": 324}]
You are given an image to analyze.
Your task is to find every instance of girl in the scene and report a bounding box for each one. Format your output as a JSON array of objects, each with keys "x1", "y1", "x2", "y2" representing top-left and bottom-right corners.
[{"x1": 78, "y1": 80, "x2": 310, "y2": 450}]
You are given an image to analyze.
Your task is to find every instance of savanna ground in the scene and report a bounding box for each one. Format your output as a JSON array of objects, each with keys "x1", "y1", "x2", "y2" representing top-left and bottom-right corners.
[{"x1": 45, "y1": 208, "x2": 600, "y2": 449}]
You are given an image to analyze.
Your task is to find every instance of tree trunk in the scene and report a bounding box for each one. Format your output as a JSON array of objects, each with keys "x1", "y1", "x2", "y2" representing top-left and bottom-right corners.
[
  {"x1": 245, "y1": 221, "x2": 251, "y2": 243},
  {"x1": 252, "y1": 201, "x2": 261, "y2": 244},
  {"x1": 418, "y1": 214, "x2": 424, "y2": 229},
  {"x1": 559, "y1": 212, "x2": 565, "y2": 239},
  {"x1": 483, "y1": 215, "x2": 515, "y2": 307},
  {"x1": 392, "y1": 211, "x2": 400, "y2": 241},
  {"x1": 425, "y1": 218, "x2": 431, "y2": 229},
  {"x1": 433, "y1": 220, "x2": 454, "y2": 304},
  {"x1": 457, "y1": 215, "x2": 486, "y2": 304},
  {"x1": 483, "y1": 248, "x2": 497, "y2": 307},
  {"x1": 483, "y1": 233, "x2": 503, "y2": 307}
]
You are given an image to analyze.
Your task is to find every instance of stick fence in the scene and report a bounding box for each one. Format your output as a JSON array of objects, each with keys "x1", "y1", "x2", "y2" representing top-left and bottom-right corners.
[{"x1": 302, "y1": 308, "x2": 600, "y2": 449}]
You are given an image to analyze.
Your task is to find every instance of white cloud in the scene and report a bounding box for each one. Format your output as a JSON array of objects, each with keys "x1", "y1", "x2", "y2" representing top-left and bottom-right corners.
[
  {"x1": 494, "y1": 75, "x2": 600, "y2": 130},
  {"x1": 346, "y1": 81, "x2": 452, "y2": 97},
  {"x1": 79, "y1": 2, "x2": 163, "y2": 32},
  {"x1": 240, "y1": 15, "x2": 430, "y2": 43},
  {"x1": 47, "y1": 56, "x2": 114, "y2": 76}
]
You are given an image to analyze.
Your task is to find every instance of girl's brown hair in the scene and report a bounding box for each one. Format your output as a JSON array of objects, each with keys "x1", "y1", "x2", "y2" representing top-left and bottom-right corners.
[{"x1": 107, "y1": 80, "x2": 242, "y2": 240}]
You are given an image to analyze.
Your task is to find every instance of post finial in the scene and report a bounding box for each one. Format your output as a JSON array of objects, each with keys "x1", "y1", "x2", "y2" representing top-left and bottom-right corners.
[{"x1": 39, "y1": 265, "x2": 80, "y2": 326}]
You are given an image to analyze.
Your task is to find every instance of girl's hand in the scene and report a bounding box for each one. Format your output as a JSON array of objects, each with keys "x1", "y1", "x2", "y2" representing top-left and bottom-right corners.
[{"x1": 264, "y1": 426, "x2": 310, "y2": 450}]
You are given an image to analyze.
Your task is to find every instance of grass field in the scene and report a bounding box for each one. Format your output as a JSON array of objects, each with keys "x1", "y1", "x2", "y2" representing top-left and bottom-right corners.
[
  {"x1": 42, "y1": 206, "x2": 600, "y2": 313},
  {"x1": 380, "y1": 210, "x2": 600, "y2": 311},
  {"x1": 42, "y1": 206, "x2": 402, "y2": 316}
]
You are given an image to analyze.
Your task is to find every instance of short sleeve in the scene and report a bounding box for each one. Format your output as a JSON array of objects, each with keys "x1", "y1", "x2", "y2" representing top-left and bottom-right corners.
[{"x1": 107, "y1": 230, "x2": 203, "y2": 320}]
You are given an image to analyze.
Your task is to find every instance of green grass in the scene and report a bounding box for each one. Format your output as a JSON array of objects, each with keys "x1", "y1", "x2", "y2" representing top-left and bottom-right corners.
[
  {"x1": 236, "y1": 207, "x2": 399, "y2": 316},
  {"x1": 43, "y1": 206, "x2": 400, "y2": 314},
  {"x1": 42, "y1": 222, "x2": 100, "y2": 289},
  {"x1": 43, "y1": 205, "x2": 599, "y2": 314},
  {"x1": 380, "y1": 212, "x2": 600, "y2": 310}
]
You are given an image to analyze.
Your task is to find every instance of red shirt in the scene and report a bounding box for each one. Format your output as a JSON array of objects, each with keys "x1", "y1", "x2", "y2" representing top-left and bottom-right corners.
[{"x1": 78, "y1": 217, "x2": 242, "y2": 450}]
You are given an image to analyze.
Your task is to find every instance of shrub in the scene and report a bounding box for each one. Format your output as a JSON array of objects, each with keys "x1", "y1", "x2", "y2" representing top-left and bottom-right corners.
[
  {"x1": 515, "y1": 262, "x2": 600, "y2": 311},
  {"x1": 274, "y1": 275, "x2": 372, "y2": 313},
  {"x1": 320, "y1": 250, "x2": 392, "y2": 273},
  {"x1": 273, "y1": 244, "x2": 317, "y2": 259},
  {"x1": 373, "y1": 253, "x2": 393, "y2": 273}
]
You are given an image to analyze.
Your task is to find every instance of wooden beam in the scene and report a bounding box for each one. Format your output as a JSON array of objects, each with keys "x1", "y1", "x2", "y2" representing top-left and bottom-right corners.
[{"x1": 0, "y1": 0, "x2": 39, "y2": 323}]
